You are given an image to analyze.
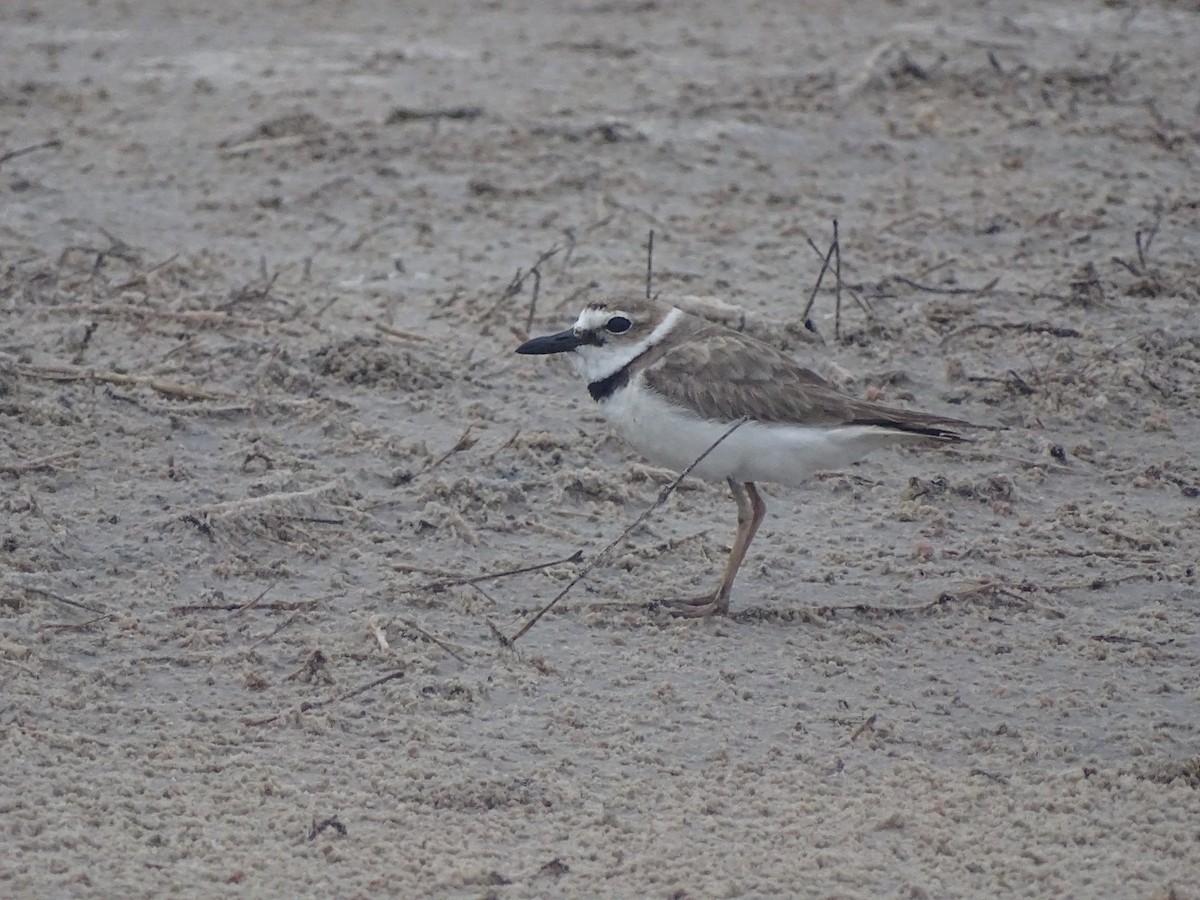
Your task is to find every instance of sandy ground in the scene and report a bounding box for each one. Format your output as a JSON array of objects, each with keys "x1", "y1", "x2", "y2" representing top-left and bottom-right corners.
[{"x1": 3, "y1": 0, "x2": 1200, "y2": 897}]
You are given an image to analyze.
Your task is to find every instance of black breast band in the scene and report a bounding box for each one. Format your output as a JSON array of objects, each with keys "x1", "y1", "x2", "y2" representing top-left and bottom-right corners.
[{"x1": 587, "y1": 367, "x2": 630, "y2": 402}]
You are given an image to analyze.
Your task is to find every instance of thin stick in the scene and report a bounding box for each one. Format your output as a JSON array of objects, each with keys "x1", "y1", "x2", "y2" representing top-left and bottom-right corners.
[
  {"x1": 422, "y1": 426, "x2": 477, "y2": 474},
  {"x1": 646, "y1": 229, "x2": 655, "y2": 299},
  {"x1": 236, "y1": 582, "x2": 277, "y2": 613},
  {"x1": 308, "y1": 816, "x2": 347, "y2": 840},
  {"x1": 849, "y1": 713, "x2": 877, "y2": 742},
  {"x1": 247, "y1": 612, "x2": 300, "y2": 649},
  {"x1": 243, "y1": 669, "x2": 406, "y2": 727},
  {"x1": 509, "y1": 419, "x2": 747, "y2": 643},
  {"x1": 111, "y1": 252, "x2": 180, "y2": 291},
  {"x1": 938, "y1": 320, "x2": 1082, "y2": 348},
  {"x1": 373, "y1": 322, "x2": 429, "y2": 342},
  {"x1": 16, "y1": 585, "x2": 107, "y2": 615},
  {"x1": 385, "y1": 105, "x2": 484, "y2": 123},
  {"x1": 525, "y1": 265, "x2": 542, "y2": 335},
  {"x1": 1041, "y1": 572, "x2": 1153, "y2": 593},
  {"x1": 44, "y1": 304, "x2": 282, "y2": 331},
  {"x1": 480, "y1": 243, "x2": 558, "y2": 326},
  {"x1": 398, "y1": 617, "x2": 466, "y2": 662},
  {"x1": 44, "y1": 613, "x2": 115, "y2": 631},
  {"x1": 818, "y1": 581, "x2": 1035, "y2": 617},
  {"x1": 178, "y1": 481, "x2": 343, "y2": 519},
  {"x1": 485, "y1": 618, "x2": 511, "y2": 647},
  {"x1": 893, "y1": 275, "x2": 991, "y2": 296},
  {"x1": 15, "y1": 362, "x2": 237, "y2": 402},
  {"x1": 0, "y1": 139, "x2": 62, "y2": 167},
  {"x1": 801, "y1": 234, "x2": 837, "y2": 322},
  {"x1": 410, "y1": 549, "x2": 583, "y2": 593},
  {"x1": 912, "y1": 258, "x2": 957, "y2": 281},
  {"x1": 833, "y1": 219, "x2": 842, "y2": 340},
  {"x1": 172, "y1": 600, "x2": 318, "y2": 614},
  {"x1": 0, "y1": 451, "x2": 80, "y2": 475},
  {"x1": 1136, "y1": 198, "x2": 1164, "y2": 269},
  {"x1": 0, "y1": 657, "x2": 37, "y2": 677}
]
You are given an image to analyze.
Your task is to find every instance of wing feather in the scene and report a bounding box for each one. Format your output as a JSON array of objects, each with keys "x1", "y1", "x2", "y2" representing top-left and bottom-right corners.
[{"x1": 640, "y1": 325, "x2": 968, "y2": 440}]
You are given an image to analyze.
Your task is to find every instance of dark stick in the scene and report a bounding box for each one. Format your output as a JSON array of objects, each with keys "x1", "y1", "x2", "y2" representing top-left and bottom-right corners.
[
  {"x1": 398, "y1": 617, "x2": 466, "y2": 662},
  {"x1": 522, "y1": 245, "x2": 559, "y2": 332},
  {"x1": 244, "y1": 669, "x2": 406, "y2": 727},
  {"x1": 833, "y1": 219, "x2": 842, "y2": 340},
  {"x1": 508, "y1": 419, "x2": 747, "y2": 643},
  {"x1": 1133, "y1": 199, "x2": 1164, "y2": 272},
  {"x1": 938, "y1": 320, "x2": 1082, "y2": 348},
  {"x1": 0, "y1": 139, "x2": 62, "y2": 168},
  {"x1": 646, "y1": 229, "x2": 655, "y2": 299},
  {"x1": 419, "y1": 425, "x2": 477, "y2": 476},
  {"x1": 525, "y1": 267, "x2": 541, "y2": 335},
  {"x1": 19, "y1": 585, "x2": 107, "y2": 615},
  {"x1": 801, "y1": 233, "x2": 837, "y2": 322},
  {"x1": 893, "y1": 275, "x2": 993, "y2": 295},
  {"x1": 413, "y1": 549, "x2": 584, "y2": 593}
]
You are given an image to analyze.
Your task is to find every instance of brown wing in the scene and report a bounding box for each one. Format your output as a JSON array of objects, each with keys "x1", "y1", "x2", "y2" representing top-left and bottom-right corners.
[{"x1": 640, "y1": 325, "x2": 969, "y2": 440}]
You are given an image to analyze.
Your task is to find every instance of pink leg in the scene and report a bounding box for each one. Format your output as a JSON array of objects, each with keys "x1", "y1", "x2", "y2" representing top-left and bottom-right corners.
[{"x1": 666, "y1": 480, "x2": 766, "y2": 618}]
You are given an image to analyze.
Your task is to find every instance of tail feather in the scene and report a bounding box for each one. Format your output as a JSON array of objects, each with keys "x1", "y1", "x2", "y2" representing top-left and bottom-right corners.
[{"x1": 849, "y1": 416, "x2": 971, "y2": 444}]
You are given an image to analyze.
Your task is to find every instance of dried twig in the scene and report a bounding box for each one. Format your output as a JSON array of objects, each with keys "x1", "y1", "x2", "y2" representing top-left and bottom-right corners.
[
  {"x1": 1137, "y1": 199, "x2": 1163, "y2": 270},
  {"x1": 646, "y1": 229, "x2": 655, "y2": 299},
  {"x1": 422, "y1": 426, "x2": 479, "y2": 474},
  {"x1": 12, "y1": 584, "x2": 107, "y2": 615},
  {"x1": 1041, "y1": 573, "x2": 1154, "y2": 594},
  {"x1": 525, "y1": 266, "x2": 544, "y2": 335},
  {"x1": 244, "y1": 668, "x2": 406, "y2": 727},
  {"x1": 308, "y1": 816, "x2": 348, "y2": 839},
  {"x1": 966, "y1": 369, "x2": 1035, "y2": 395},
  {"x1": 849, "y1": 714, "x2": 877, "y2": 742},
  {"x1": 237, "y1": 583, "x2": 278, "y2": 613},
  {"x1": 0, "y1": 656, "x2": 38, "y2": 677},
  {"x1": 509, "y1": 419, "x2": 747, "y2": 643},
  {"x1": 247, "y1": 612, "x2": 300, "y2": 650},
  {"x1": 913, "y1": 258, "x2": 957, "y2": 281},
  {"x1": 15, "y1": 362, "x2": 237, "y2": 402},
  {"x1": 398, "y1": 617, "x2": 467, "y2": 662},
  {"x1": 44, "y1": 304, "x2": 287, "y2": 332},
  {"x1": 407, "y1": 550, "x2": 583, "y2": 593},
  {"x1": 833, "y1": 219, "x2": 843, "y2": 339},
  {"x1": 385, "y1": 106, "x2": 484, "y2": 124},
  {"x1": 819, "y1": 581, "x2": 1037, "y2": 618},
  {"x1": 893, "y1": 275, "x2": 997, "y2": 295},
  {"x1": 0, "y1": 451, "x2": 81, "y2": 476},
  {"x1": 111, "y1": 253, "x2": 180, "y2": 291},
  {"x1": 938, "y1": 321, "x2": 1082, "y2": 348},
  {"x1": 0, "y1": 139, "x2": 62, "y2": 168},
  {"x1": 801, "y1": 227, "x2": 837, "y2": 322},
  {"x1": 172, "y1": 600, "x2": 318, "y2": 615},
  {"x1": 373, "y1": 322, "x2": 429, "y2": 342},
  {"x1": 179, "y1": 481, "x2": 344, "y2": 521},
  {"x1": 479, "y1": 244, "x2": 560, "y2": 327},
  {"x1": 44, "y1": 613, "x2": 115, "y2": 632}
]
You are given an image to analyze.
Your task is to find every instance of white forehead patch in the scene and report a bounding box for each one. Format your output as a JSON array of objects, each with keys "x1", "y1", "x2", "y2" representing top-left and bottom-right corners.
[{"x1": 574, "y1": 306, "x2": 623, "y2": 332}]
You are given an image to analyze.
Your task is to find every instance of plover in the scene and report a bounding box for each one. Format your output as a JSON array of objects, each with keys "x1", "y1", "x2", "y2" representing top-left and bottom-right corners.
[{"x1": 516, "y1": 297, "x2": 970, "y2": 617}]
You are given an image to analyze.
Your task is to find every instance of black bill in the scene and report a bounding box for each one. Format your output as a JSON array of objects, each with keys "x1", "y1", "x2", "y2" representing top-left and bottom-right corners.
[{"x1": 516, "y1": 329, "x2": 584, "y2": 355}]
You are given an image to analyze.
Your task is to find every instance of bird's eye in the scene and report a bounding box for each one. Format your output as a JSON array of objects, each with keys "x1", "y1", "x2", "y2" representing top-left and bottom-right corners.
[{"x1": 605, "y1": 315, "x2": 632, "y2": 334}]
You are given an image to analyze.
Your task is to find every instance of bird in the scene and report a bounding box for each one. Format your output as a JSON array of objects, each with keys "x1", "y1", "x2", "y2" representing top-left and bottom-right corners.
[{"x1": 516, "y1": 296, "x2": 971, "y2": 617}]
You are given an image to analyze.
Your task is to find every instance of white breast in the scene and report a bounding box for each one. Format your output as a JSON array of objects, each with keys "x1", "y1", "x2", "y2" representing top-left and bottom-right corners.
[{"x1": 598, "y1": 380, "x2": 923, "y2": 485}]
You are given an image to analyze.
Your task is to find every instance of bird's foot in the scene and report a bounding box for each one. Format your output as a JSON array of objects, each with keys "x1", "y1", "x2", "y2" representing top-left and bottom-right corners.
[{"x1": 661, "y1": 591, "x2": 730, "y2": 619}]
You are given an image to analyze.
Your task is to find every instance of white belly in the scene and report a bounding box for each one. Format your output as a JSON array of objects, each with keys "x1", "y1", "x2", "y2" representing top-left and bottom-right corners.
[{"x1": 598, "y1": 382, "x2": 918, "y2": 485}]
